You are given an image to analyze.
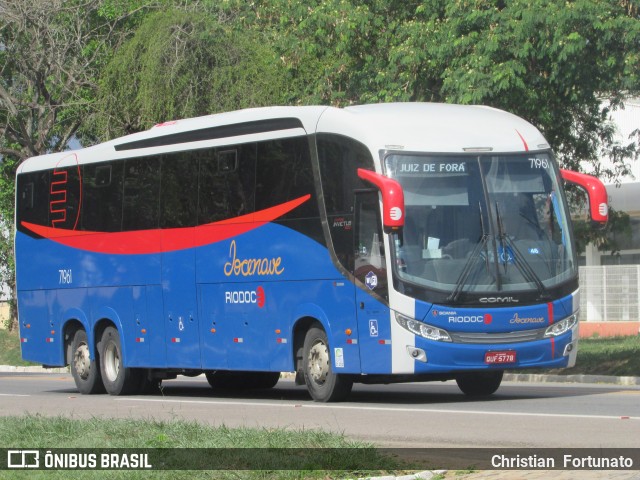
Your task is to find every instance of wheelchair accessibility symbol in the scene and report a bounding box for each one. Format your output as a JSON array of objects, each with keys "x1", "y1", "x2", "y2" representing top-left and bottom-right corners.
[{"x1": 369, "y1": 319, "x2": 379, "y2": 337}]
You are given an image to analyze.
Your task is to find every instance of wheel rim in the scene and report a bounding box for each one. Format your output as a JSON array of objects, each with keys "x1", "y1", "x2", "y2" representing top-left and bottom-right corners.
[
  {"x1": 73, "y1": 342, "x2": 91, "y2": 380},
  {"x1": 103, "y1": 341, "x2": 120, "y2": 382},
  {"x1": 307, "y1": 339, "x2": 330, "y2": 386}
]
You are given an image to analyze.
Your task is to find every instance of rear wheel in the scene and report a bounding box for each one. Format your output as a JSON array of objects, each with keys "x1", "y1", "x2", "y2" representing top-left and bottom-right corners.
[
  {"x1": 455, "y1": 370, "x2": 503, "y2": 396},
  {"x1": 70, "y1": 329, "x2": 105, "y2": 394},
  {"x1": 99, "y1": 326, "x2": 143, "y2": 395},
  {"x1": 303, "y1": 325, "x2": 352, "y2": 402}
]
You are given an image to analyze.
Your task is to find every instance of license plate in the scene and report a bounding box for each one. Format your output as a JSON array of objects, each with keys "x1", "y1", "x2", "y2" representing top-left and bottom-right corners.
[{"x1": 485, "y1": 350, "x2": 516, "y2": 364}]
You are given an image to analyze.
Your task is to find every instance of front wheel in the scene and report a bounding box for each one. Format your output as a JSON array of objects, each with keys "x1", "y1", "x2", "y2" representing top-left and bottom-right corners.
[
  {"x1": 99, "y1": 326, "x2": 142, "y2": 395},
  {"x1": 303, "y1": 325, "x2": 353, "y2": 402},
  {"x1": 69, "y1": 329, "x2": 105, "y2": 394},
  {"x1": 455, "y1": 370, "x2": 503, "y2": 396}
]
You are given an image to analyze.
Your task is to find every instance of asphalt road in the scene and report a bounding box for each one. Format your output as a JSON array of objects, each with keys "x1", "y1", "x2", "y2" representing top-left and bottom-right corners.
[{"x1": 1, "y1": 372, "x2": 639, "y2": 449}]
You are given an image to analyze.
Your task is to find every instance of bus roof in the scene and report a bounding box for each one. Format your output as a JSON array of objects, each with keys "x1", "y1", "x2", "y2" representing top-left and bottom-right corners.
[
  {"x1": 319, "y1": 103, "x2": 548, "y2": 154},
  {"x1": 18, "y1": 103, "x2": 549, "y2": 174}
]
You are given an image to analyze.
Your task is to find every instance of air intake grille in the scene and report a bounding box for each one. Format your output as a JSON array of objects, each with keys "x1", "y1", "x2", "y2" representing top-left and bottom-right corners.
[{"x1": 449, "y1": 327, "x2": 547, "y2": 344}]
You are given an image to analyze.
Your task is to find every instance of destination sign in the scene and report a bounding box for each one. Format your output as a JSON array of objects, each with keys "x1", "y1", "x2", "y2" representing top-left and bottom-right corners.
[{"x1": 392, "y1": 159, "x2": 468, "y2": 176}]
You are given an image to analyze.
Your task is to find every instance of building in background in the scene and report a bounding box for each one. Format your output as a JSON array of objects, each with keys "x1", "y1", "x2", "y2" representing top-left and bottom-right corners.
[
  {"x1": 0, "y1": 286, "x2": 9, "y2": 329},
  {"x1": 580, "y1": 98, "x2": 640, "y2": 336}
]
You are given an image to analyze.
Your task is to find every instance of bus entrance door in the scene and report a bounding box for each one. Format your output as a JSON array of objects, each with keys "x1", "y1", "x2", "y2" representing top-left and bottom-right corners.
[{"x1": 354, "y1": 191, "x2": 392, "y2": 373}]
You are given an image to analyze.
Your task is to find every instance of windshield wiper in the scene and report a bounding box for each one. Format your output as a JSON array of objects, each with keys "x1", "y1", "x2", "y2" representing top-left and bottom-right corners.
[
  {"x1": 495, "y1": 201, "x2": 510, "y2": 275},
  {"x1": 447, "y1": 202, "x2": 491, "y2": 303},
  {"x1": 494, "y1": 203, "x2": 550, "y2": 300}
]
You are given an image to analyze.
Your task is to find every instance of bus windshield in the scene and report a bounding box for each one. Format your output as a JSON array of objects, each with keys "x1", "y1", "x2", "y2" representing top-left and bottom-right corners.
[{"x1": 386, "y1": 153, "x2": 575, "y2": 299}]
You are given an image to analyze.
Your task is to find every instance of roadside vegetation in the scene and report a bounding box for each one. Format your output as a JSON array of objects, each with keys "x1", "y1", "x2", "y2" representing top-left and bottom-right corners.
[
  {"x1": 0, "y1": 415, "x2": 405, "y2": 479},
  {"x1": 553, "y1": 334, "x2": 640, "y2": 377},
  {"x1": 0, "y1": 328, "x2": 35, "y2": 367}
]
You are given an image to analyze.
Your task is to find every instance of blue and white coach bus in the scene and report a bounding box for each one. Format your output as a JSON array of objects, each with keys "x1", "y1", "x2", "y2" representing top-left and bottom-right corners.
[{"x1": 15, "y1": 103, "x2": 608, "y2": 401}]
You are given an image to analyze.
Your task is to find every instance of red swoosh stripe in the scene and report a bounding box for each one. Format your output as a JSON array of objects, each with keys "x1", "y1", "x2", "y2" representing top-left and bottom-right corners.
[{"x1": 22, "y1": 194, "x2": 311, "y2": 255}]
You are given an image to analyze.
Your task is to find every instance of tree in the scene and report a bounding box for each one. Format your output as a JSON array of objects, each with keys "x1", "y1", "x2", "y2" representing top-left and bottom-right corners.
[
  {"x1": 0, "y1": 0, "x2": 152, "y2": 328},
  {"x1": 422, "y1": 0, "x2": 640, "y2": 177},
  {"x1": 225, "y1": 0, "x2": 639, "y2": 250},
  {"x1": 418, "y1": 0, "x2": 640, "y2": 250},
  {"x1": 92, "y1": 9, "x2": 291, "y2": 139}
]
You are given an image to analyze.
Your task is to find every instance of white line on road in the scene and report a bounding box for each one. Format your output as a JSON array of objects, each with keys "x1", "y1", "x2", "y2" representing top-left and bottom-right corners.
[
  {"x1": 116, "y1": 397, "x2": 639, "y2": 421},
  {"x1": 0, "y1": 393, "x2": 30, "y2": 397}
]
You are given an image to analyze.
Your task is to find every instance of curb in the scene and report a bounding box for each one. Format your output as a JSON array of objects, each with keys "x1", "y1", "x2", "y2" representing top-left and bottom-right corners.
[
  {"x1": 503, "y1": 372, "x2": 640, "y2": 386},
  {"x1": 0, "y1": 365, "x2": 68, "y2": 373}
]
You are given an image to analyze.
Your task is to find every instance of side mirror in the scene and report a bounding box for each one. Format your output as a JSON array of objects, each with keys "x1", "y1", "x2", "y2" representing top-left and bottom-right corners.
[
  {"x1": 560, "y1": 169, "x2": 608, "y2": 225},
  {"x1": 357, "y1": 169, "x2": 405, "y2": 233}
]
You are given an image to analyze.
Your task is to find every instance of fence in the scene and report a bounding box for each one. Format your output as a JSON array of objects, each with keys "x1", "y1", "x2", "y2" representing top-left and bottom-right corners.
[{"x1": 579, "y1": 265, "x2": 640, "y2": 322}]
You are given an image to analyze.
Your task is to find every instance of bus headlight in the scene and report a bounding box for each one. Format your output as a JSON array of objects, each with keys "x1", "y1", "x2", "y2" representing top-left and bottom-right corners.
[
  {"x1": 395, "y1": 313, "x2": 452, "y2": 342},
  {"x1": 544, "y1": 314, "x2": 578, "y2": 337}
]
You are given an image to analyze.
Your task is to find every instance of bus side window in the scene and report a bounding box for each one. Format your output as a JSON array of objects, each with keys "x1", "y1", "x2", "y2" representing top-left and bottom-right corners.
[
  {"x1": 123, "y1": 157, "x2": 160, "y2": 231},
  {"x1": 16, "y1": 171, "x2": 50, "y2": 230},
  {"x1": 160, "y1": 152, "x2": 198, "y2": 228},
  {"x1": 49, "y1": 165, "x2": 82, "y2": 230},
  {"x1": 198, "y1": 146, "x2": 256, "y2": 224},
  {"x1": 21, "y1": 182, "x2": 34, "y2": 209},
  {"x1": 255, "y1": 137, "x2": 316, "y2": 219},
  {"x1": 82, "y1": 162, "x2": 123, "y2": 232},
  {"x1": 317, "y1": 134, "x2": 375, "y2": 272},
  {"x1": 354, "y1": 191, "x2": 388, "y2": 299}
]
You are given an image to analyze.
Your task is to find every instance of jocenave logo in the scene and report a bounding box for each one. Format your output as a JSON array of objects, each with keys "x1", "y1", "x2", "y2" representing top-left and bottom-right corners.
[
  {"x1": 509, "y1": 313, "x2": 545, "y2": 324},
  {"x1": 223, "y1": 240, "x2": 284, "y2": 277}
]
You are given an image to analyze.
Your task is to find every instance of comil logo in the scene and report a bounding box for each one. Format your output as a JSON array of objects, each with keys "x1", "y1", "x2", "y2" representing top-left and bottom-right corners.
[
  {"x1": 479, "y1": 296, "x2": 519, "y2": 304},
  {"x1": 224, "y1": 286, "x2": 265, "y2": 308}
]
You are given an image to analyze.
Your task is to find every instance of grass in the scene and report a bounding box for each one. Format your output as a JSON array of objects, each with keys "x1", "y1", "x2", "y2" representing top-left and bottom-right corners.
[
  {"x1": 512, "y1": 334, "x2": 640, "y2": 377},
  {"x1": 0, "y1": 327, "x2": 36, "y2": 366},
  {"x1": 0, "y1": 415, "x2": 406, "y2": 479},
  {"x1": 551, "y1": 334, "x2": 640, "y2": 377}
]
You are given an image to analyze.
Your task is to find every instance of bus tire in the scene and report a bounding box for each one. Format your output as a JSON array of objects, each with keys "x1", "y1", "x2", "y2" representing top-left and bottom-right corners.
[
  {"x1": 70, "y1": 329, "x2": 105, "y2": 394},
  {"x1": 99, "y1": 326, "x2": 142, "y2": 395},
  {"x1": 455, "y1": 370, "x2": 503, "y2": 396},
  {"x1": 302, "y1": 325, "x2": 353, "y2": 402}
]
